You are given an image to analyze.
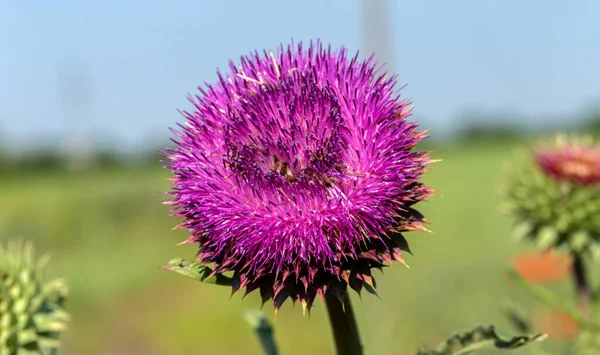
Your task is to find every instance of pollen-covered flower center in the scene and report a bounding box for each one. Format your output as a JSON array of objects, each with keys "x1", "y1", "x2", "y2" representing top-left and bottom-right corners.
[{"x1": 225, "y1": 75, "x2": 347, "y2": 185}]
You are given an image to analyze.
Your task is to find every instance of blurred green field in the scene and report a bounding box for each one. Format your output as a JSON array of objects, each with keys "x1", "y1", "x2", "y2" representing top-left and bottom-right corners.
[{"x1": 0, "y1": 139, "x2": 583, "y2": 354}]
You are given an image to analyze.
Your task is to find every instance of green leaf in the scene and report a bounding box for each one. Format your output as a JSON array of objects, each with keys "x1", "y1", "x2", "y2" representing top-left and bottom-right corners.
[
  {"x1": 245, "y1": 311, "x2": 279, "y2": 355},
  {"x1": 416, "y1": 325, "x2": 546, "y2": 355},
  {"x1": 162, "y1": 258, "x2": 233, "y2": 286}
]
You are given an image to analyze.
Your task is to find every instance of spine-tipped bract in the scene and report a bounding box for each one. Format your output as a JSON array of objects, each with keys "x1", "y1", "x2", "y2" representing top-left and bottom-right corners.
[{"x1": 0, "y1": 240, "x2": 69, "y2": 354}]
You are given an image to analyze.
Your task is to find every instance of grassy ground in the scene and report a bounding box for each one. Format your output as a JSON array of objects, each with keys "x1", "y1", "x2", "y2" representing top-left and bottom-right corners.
[{"x1": 0, "y1": 140, "x2": 582, "y2": 354}]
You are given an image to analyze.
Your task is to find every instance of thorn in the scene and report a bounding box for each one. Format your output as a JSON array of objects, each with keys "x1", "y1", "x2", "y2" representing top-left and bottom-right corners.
[
  {"x1": 381, "y1": 253, "x2": 393, "y2": 264},
  {"x1": 397, "y1": 258, "x2": 411, "y2": 269},
  {"x1": 175, "y1": 238, "x2": 192, "y2": 246},
  {"x1": 362, "y1": 276, "x2": 375, "y2": 290},
  {"x1": 270, "y1": 50, "x2": 281, "y2": 79},
  {"x1": 301, "y1": 299, "x2": 308, "y2": 316},
  {"x1": 392, "y1": 250, "x2": 411, "y2": 268},
  {"x1": 317, "y1": 289, "x2": 326, "y2": 304},
  {"x1": 172, "y1": 223, "x2": 187, "y2": 232},
  {"x1": 236, "y1": 73, "x2": 264, "y2": 86},
  {"x1": 241, "y1": 288, "x2": 254, "y2": 300},
  {"x1": 341, "y1": 270, "x2": 350, "y2": 283}
]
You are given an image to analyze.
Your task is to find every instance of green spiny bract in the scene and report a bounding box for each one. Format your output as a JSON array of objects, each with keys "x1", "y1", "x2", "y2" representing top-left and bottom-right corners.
[
  {"x1": 503, "y1": 135, "x2": 600, "y2": 259},
  {"x1": 0, "y1": 240, "x2": 69, "y2": 355}
]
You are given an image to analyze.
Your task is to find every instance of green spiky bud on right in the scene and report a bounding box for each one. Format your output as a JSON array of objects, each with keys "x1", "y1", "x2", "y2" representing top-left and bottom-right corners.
[
  {"x1": 0, "y1": 240, "x2": 69, "y2": 354},
  {"x1": 502, "y1": 135, "x2": 600, "y2": 258}
]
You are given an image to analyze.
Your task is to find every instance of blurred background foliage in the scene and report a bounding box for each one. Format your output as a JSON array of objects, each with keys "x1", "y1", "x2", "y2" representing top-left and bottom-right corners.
[{"x1": 2, "y1": 117, "x2": 600, "y2": 354}]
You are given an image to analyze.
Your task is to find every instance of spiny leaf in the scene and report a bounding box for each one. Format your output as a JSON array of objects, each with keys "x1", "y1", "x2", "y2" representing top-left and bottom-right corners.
[
  {"x1": 162, "y1": 258, "x2": 233, "y2": 286},
  {"x1": 245, "y1": 311, "x2": 278, "y2": 355},
  {"x1": 416, "y1": 325, "x2": 546, "y2": 355}
]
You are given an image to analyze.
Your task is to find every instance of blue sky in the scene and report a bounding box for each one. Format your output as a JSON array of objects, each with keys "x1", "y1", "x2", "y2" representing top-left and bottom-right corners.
[{"x1": 1, "y1": 0, "x2": 599, "y2": 151}]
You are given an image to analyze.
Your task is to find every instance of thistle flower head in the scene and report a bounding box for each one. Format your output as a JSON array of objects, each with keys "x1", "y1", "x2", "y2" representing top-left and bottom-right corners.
[
  {"x1": 534, "y1": 136, "x2": 600, "y2": 186},
  {"x1": 504, "y1": 135, "x2": 600, "y2": 258},
  {"x1": 165, "y1": 41, "x2": 433, "y2": 312}
]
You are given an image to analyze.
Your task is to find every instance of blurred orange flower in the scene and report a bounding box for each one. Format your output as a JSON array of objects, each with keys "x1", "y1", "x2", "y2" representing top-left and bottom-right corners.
[
  {"x1": 511, "y1": 250, "x2": 571, "y2": 284},
  {"x1": 537, "y1": 310, "x2": 579, "y2": 340}
]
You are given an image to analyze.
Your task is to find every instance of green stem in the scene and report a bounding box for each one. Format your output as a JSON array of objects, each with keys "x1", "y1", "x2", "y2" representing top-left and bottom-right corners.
[
  {"x1": 571, "y1": 253, "x2": 591, "y2": 315},
  {"x1": 325, "y1": 291, "x2": 363, "y2": 355}
]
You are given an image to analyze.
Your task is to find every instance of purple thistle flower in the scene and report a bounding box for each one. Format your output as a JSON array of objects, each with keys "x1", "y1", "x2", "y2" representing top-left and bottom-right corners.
[{"x1": 164, "y1": 40, "x2": 434, "y2": 313}]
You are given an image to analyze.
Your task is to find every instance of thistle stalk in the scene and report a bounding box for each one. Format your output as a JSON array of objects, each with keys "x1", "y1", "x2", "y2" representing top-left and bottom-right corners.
[
  {"x1": 325, "y1": 292, "x2": 363, "y2": 355},
  {"x1": 571, "y1": 253, "x2": 591, "y2": 315}
]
